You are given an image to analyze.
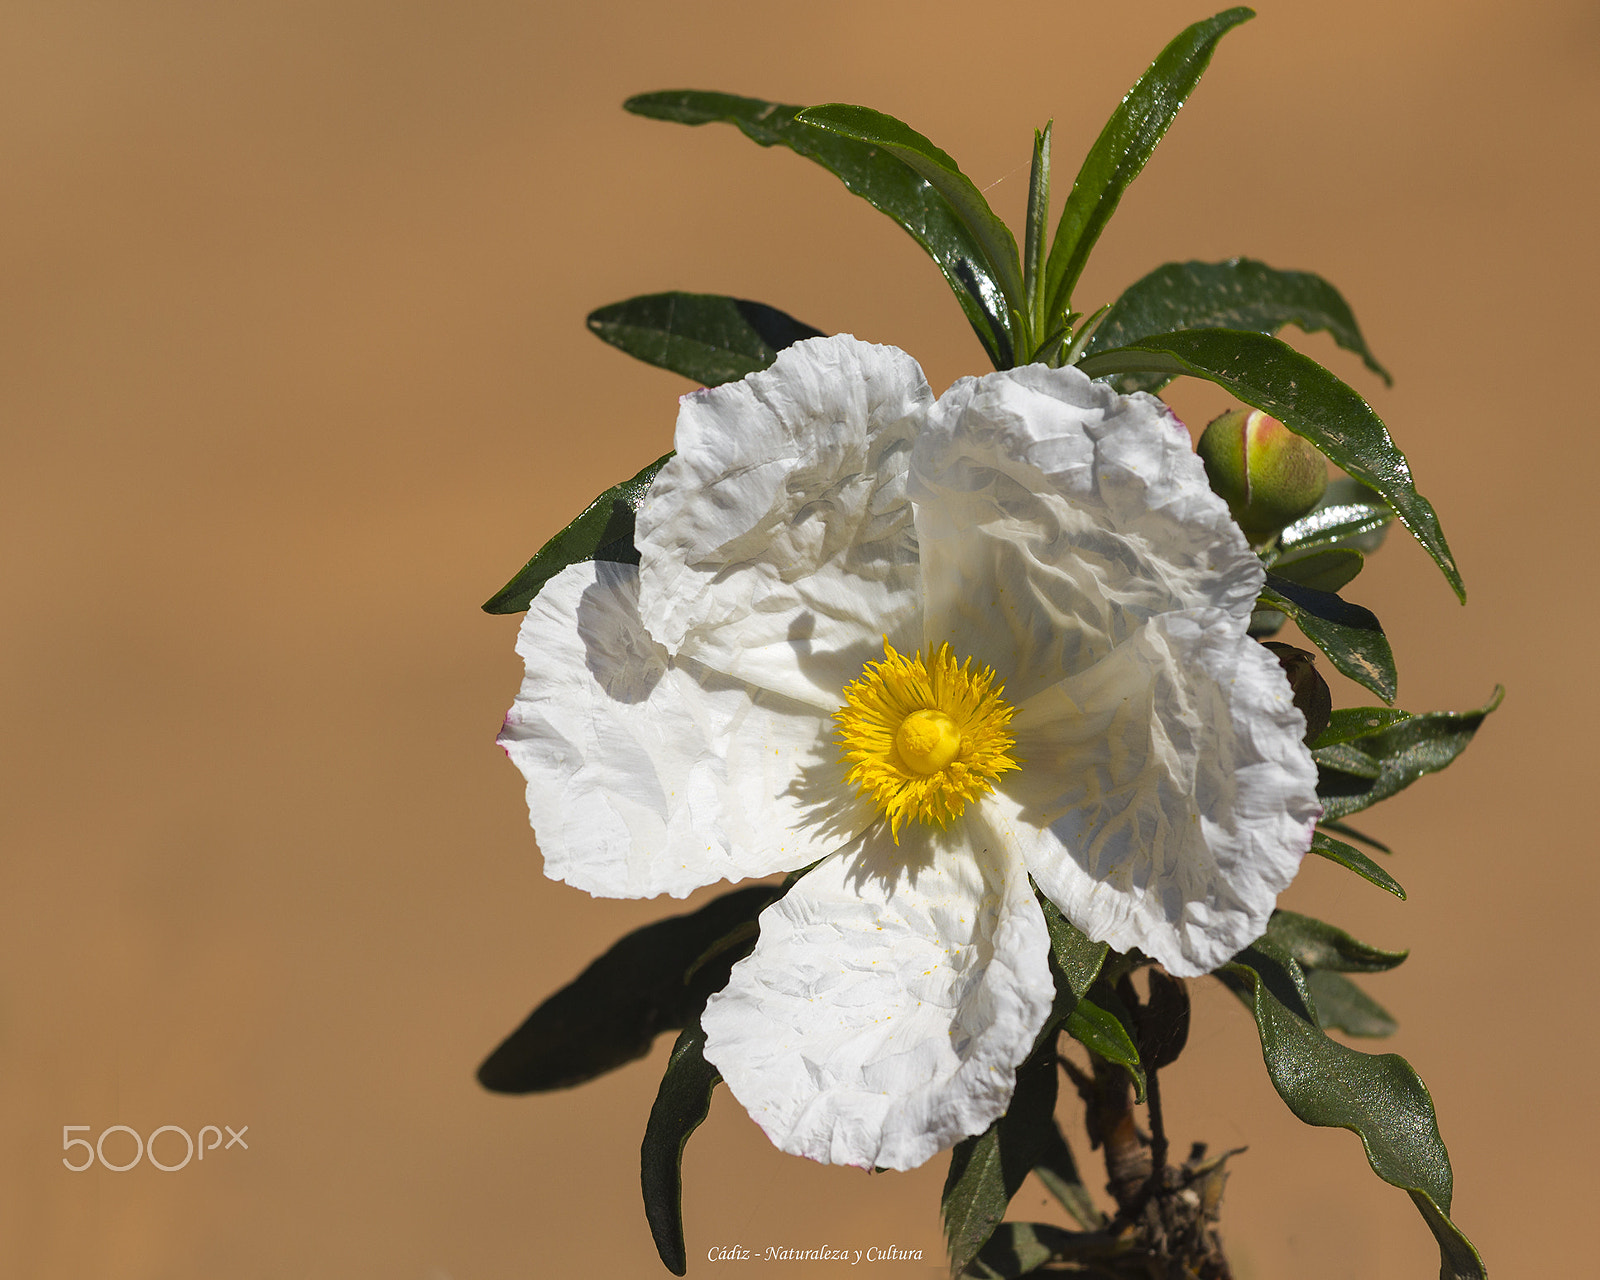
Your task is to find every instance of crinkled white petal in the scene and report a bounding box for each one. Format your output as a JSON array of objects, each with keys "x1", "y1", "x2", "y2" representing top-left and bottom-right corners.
[
  {"x1": 700, "y1": 818, "x2": 1054, "y2": 1171},
  {"x1": 636, "y1": 335, "x2": 931, "y2": 711},
  {"x1": 498, "y1": 560, "x2": 866, "y2": 899},
  {"x1": 911, "y1": 364, "x2": 1263, "y2": 704},
  {"x1": 1000, "y1": 608, "x2": 1321, "y2": 977}
]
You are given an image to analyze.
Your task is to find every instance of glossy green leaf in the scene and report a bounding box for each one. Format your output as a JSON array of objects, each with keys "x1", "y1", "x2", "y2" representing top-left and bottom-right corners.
[
  {"x1": 1260, "y1": 573, "x2": 1397, "y2": 704},
  {"x1": 1270, "y1": 548, "x2": 1364, "y2": 595},
  {"x1": 1084, "y1": 257, "x2": 1390, "y2": 395},
  {"x1": 942, "y1": 1043, "x2": 1060, "y2": 1276},
  {"x1": 1313, "y1": 707, "x2": 1414, "y2": 749},
  {"x1": 1065, "y1": 986, "x2": 1145, "y2": 1102},
  {"x1": 641, "y1": 1022, "x2": 721, "y2": 1276},
  {"x1": 1314, "y1": 743, "x2": 1382, "y2": 778},
  {"x1": 1033, "y1": 1121, "x2": 1104, "y2": 1231},
  {"x1": 1315, "y1": 689, "x2": 1503, "y2": 821},
  {"x1": 476, "y1": 884, "x2": 777, "y2": 1093},
  {"x1": 1309, "y1": 830, "x2": 1407, "y2": 900},
  {"x1": 797, "y1": 103, "x2": 1024, "y2": 317},
  {"x1": 1043, "y1": 8, "x2": 1255, "y2": 318},
  {"x1": 1023, "y1": 123, "x2": 1053, "y2": 344},
  {"x1": 1075, "y1": 328, "x2": 1464, "y2": 601},
  {"x1": 626, "y1": 90, "x2": 1013, "y2": 366},
  {"x1": 1277, "y1": 477, "x2": 1395, "y2": 557},
  {"x1": 586, "y1": 292, "x2": 824, "y2": 386},
  {"x1": 1262, "y1": 909, "x2": 1408, "y2": 973},
  {"x1": 1221, "y1": 960, "x2": 1486, "y2": 1280},
  {"x1": 482, "y1": 452, "x2": 670, "y2": 614},
  {"x1": 1307, "y1": 970, "x2": 1398, "y2": 1038}
]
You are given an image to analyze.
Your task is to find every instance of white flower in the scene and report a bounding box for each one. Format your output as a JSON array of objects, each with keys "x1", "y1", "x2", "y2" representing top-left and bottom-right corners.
[{"x1": 499, "y1": 335, "x2": 1320, "y2": 1172}]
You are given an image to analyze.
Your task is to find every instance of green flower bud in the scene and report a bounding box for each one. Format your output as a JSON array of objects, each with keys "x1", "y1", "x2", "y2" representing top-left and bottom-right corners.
[{"x1": 1196, "y1": 408, "x2": 1328, "y2": 542}]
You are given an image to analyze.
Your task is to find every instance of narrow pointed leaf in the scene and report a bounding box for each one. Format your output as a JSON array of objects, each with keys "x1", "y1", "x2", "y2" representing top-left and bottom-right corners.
[
  {"x1": 641, "y1": 1023, "x2": 721, "y2": 1276},
  {"x1": 1260, "y1": 573, "x2": 1397, "y2": 704},
  {"x1": 1306, "y1": 970, "x2": 1399, "y2": 1038},
  {"x1": 626, "y1": 90, "x2": 1013, "y2": 366},
  {"x1": 1320, "y1": 818, "x2": 1393, "y2": 854},
  {"x1": 1309, "y1": 830, "x2": 1407, "y2": 899},
  {"x1": 1044, "y1": 8, "x2": 1255, "y2": 317},
  {"x1": 1220, "y1": 960, "x2": 1486, "y2": 1280},
  {"x1": 476, "y1": 884, "x2": 778, "y2": 1092},
  {"x1": 1262, "y1": 909, "x2": 1408, "y2": 973},
  {"x1": 1075, "y1": 328, "x2": 1464, "y2": 601},
  {"x1": 942, "y1": 1043, "x2": 1060, "y2": 1276},
  {"x1": 1270, "y1": 548, "x2": 1364, "y2": 595},
  {"x1": 586, "y1": 292, "x2": 824, "y2": 386},
  {"x1": 483, "y1": 452, "x2": 670, "y2": 614},
  {"x1": 1084, "y1": 257, "x2": 1391, "y2": 395},
  {"x1": 1065, "y1": 986, "x2": 1145, "y2": 1102},
  {"x1": 1315, "y1": 689, "x2": 1503, "y2": 821},
  {"x1": 797, "y1": 103, "x2": 1025, "y2": 315},
  {"x1": 1023, "y1": 123, "x2": 1053, "y2": 342}
]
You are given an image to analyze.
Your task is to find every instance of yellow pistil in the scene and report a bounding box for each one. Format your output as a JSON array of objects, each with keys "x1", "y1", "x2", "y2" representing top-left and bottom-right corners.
[{"x1": 834, "y1": 640, "x2": 1019, "y2": 841}]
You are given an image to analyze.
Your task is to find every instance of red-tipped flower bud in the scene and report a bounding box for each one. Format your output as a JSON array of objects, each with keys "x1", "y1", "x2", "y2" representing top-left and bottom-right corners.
[{"x1": 1196, "y1": 408, "x2": 1328, "y2": 542}]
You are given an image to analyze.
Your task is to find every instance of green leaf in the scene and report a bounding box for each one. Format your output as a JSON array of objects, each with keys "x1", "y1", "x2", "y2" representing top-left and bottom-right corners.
[
  {"x1": 1315, "y1": 689, "x2": 1503, "y2": 821},
  {"x1": 1023, "y1": 123, "x2": 1053, "y2": 345},
  {"x1": 961, "y1": 1222, "x2": 1081, "y2": 1279},
  {"x1": 797, "y1": 103, "x2": 1025, "y2": 320},
  {"x1": 626, "y1": 90, "x2": 1013, "y2": 366},
  {"x1": 1262, "y1": 909, "x2": 1408, "y2": 973},
  {"x1": 1043, "y1": 8, "x2": 1255, "y2": 319},
  {"x1": 942, "y1": 1043, "x2": 1061, "y2": 1276},
  {"x1": 586, "y1": 292, "x2": 824, "y2": 386},
  {"x1": 1308, "y1": 830, "x2": 1407, "y2": 900},
  {"x1": 1065, "y1": 985, "x2": 1145, "y2": 1102},
  {"x1": 1220, "y1": 960, "x2": 1486, "y2": 1280},
  {"x1": 1320, "y1": 818, "x2": 1393, "y2": 854},
  {"x1": 476, "y1": 884, "x2": 778, "y2": 1093},
  {"x1": 1233, "y1": 939, "x2": 1317, "y2": 1025},
  {"x1": 1037, "y1": 892, "x2": 1109, "y2": 1006},
  {"x1": 1312, "y1": 707, "x2": 1414, "y2": 749},
  {"x1": 1032, "y1": 1122, "x2": 1104, "y2": 1232},
  {"x1": 1306, "y1": 970, "x2": 1398, "y2": 1039},
  {"x1": 1084, "y1": 257, "x2": 1391, "y2": 395},
  {"x1": 1075, "y1": 329, "x2": 1464, "y2": 601},
  {"x1": 1260, "y1": 573, "x2": 1397, "y2": 704},
  {"x1": 1277, "y1": 477, "x2": 1395, "y2": 557},
  {"x1": 482, "y1": 451, "x2": 670, "y2": 614},
  {"x1": 641, "y1": 1022, "x2": 721, "y2": 1277},
  {"x1": 1270, "y1": 548, "x2": 1364, "y2": 595}
]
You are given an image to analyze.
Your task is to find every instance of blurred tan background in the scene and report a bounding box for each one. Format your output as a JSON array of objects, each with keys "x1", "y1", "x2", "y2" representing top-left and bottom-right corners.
[{"x1": 1, "y1": 1, "x2": 1593, "y2": 1275}]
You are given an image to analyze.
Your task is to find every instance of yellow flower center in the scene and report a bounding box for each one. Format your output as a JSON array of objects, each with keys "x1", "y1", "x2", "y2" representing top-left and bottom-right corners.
[{"x1": 834, "y1": 640, "x2": 1019, "y2": 841}]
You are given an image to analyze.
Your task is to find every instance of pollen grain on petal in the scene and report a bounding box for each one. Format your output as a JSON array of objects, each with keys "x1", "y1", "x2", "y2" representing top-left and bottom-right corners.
[{"x1": 833, "y1": 640, "x2": 1019, "y2": 839}]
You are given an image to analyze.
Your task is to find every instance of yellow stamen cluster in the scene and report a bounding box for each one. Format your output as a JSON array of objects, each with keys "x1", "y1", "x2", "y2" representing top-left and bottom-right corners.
[{"x1": 834, "y1": 640, "x2": 1019, "y2": 840}]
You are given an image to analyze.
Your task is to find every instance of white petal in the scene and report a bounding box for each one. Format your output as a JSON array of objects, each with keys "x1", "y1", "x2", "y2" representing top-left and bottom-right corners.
[
  {"x1": 700, "y1": 819, "x2": 1054, "y2": 1171},
  {"x1": 1001, "y1": 609, "x2": 1320, "y2": 977},
  {"x1": 911, "y1": 363, "x2": 1262, "y2": 703},
  {"x1": 636, "y1": 335, "x2": 931, "y2": 710},
  {"x1": 498, "y1": 561, "x2": 869, "y2": 899}
]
